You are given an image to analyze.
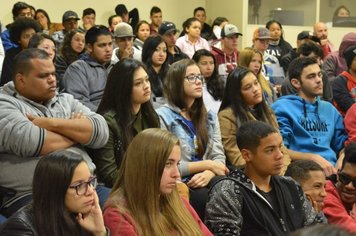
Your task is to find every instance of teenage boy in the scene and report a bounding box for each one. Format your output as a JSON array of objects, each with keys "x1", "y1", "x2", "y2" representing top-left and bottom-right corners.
[
  {"x1": 205, "y1": 120, "x2": 325, "y2": 235},
  {"x1": 62, "y1": 25, "x2": 113, "y2": 111}
]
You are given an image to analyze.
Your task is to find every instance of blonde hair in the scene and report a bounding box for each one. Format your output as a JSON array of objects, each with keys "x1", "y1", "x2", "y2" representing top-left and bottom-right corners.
[
  {"x1": 107, "y1": 128, "x2": 204, "y2": 236},
  {"x1": 238, "y1": 47, "x2": 272, "y2": 97}
]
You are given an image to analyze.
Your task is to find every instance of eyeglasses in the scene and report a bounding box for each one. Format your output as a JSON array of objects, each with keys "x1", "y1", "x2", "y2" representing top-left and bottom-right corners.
[
  {"x1": 184, "y1": 74, "x2": 204, "y2": 83},
  {"x1": 69, "y1": 176, "x2": 97, "y2": 196},
  {"x1": 338, "y1": 172, "x2": 356, "y2": 187}
]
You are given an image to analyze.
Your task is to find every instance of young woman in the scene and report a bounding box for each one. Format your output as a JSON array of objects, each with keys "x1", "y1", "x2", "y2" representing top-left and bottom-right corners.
[
  {"x1": 192, "y1": 49, "x2": 224, "y2": 113},
  {"x1": 103, "y1": 128, "x2": 212, "y2": 236},
  {"x1": 141, "y1": 35, "x2": 169, "y2": 105},
  {"x1": 175, "y1": 17, "x2": 210, "y2": 59},
  {"x1": 34, "y1": 9, "x2": 63, "y2": 35},
  {"x1": 265, "y1": 20, "x2": 293, "y2": 63},
  {"x1": 55, "y1": 29, "x2": 85, "y2": 86},
  {"x1": 133, "y1": 20, "x2": 150, "y2": 53},
  {"x1": 218, "y1": 66, "x2": 291, "y2": 172},
  {"x1": 238, "y1": 47, "x2": 276, "y2": 105},
  {"x1": 87, "y1": 59, "x2": 159, "y2": 188},
  {"x1": 0, "y1": 149, "x2": 108, "y2": 236},
  {"x1": 156, "y1": 59, "x2": 227, "y2": 219},
  {"x1": 28, "y1": 32, "x2": 56, "y2": 61}
]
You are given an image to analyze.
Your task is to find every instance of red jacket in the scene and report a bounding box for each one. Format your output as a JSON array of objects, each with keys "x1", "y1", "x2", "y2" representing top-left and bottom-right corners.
[
  {"x1": 103, "y1": 197, "x2": 212, "y2": 236},
  {"x1": 323, "y1": 180, "x2": 356, "y2": 233}
]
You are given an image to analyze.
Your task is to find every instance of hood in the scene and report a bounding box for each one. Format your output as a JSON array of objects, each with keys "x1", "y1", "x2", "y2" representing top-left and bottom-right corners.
[
  {"x1": 1, "y1": 81, "x2": 17, "y2": 96},
  {"x1": 277, "y1": 95, "x2": 320, "y2": 118},
  {"x1": 338, "y1": 32, "x2": 356, "y2": 57}
]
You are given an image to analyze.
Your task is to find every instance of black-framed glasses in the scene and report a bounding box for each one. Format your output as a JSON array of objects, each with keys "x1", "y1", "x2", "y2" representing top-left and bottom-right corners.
[
  {"x1": 338, "y1": 172, "x2": 356, "y2": 187},
  {"x1": 184, "y1": 74, "x2": 204, "y2": 83},
  {"x1": 69, "y1": 176, "x2": 97, "y2": 196}
]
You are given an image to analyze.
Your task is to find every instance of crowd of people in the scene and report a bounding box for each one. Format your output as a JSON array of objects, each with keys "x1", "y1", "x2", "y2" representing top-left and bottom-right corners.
[{"x1": 0, "y1": 1, "x2": 355, "y2": 235}]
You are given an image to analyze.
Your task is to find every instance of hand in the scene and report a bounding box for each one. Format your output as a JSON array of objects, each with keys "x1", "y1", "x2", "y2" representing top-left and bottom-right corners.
[
  {"x1": 306, "y1": 194, "x2": 323, "y2": 213},
  {"x1": 210, "y1": 161, "x2": 229, "y2": 176},
  {"x1": 187, "y1": 170, "x2": 215, "y2": 188},
  {"x1": 310, "y1": 154, "x2": 336, "y2": 177},
  {"x1": 335, "y1": 149, "x2": 345, "y2": 172},
  {"x1": 70, "y1": 111, "x2": 86, "y2": 120},
  {"x1": 120, "y1": 47, "x2": 134, "y2": 59},
  {"x1": 76, "y1": 191, "x2": 106, "y2": 236}
]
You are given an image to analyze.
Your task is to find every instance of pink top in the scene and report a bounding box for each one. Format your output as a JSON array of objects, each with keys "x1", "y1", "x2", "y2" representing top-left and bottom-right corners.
[
  {"x1": 104, "y1": 197, "x2": 213, "y2": 236},
  {"x1": 175, "y1": 35, "x2": 210, "y2": 59}
]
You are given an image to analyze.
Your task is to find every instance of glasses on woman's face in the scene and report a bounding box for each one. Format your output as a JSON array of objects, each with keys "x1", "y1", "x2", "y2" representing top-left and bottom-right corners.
[
  {"x1": 338, "y1": 172, "x2": 356, "y2": 187},
  {"x1": 69, "y1": 176, "x2": 97, "y2": 196},
  {"x1": 184, "y1": 74, "x2": 204, "y2": 83}
]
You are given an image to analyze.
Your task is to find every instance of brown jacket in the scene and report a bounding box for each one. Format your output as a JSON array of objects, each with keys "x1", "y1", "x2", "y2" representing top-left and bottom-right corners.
[{"x1": 218, "y1": 107, "x2": 291, "y2": 174}]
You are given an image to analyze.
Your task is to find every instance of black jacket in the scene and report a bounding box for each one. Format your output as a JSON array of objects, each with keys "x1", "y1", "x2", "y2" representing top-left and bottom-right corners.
[{"x1": 205, "y1": 169, "x2": 326, "y2": 236}]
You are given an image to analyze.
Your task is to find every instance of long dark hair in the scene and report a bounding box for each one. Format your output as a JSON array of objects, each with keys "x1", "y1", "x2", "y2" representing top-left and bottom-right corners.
[
  {"x1": 164, "y1": 59, "x2": 208, "y2": 158},
  {"x1": 60, "y1": 29, "x2": 85, "y2": 64},
  {"x1": 32, "y1": 150, "x2": 86, "y2": 236},
  {"x1": 219, "y1": 66, "x2": 274, "y2": 125},
  {"x1": 192, "y1": 49, "x2": 224, "y2": 100},
  {"x1": 97, "y1": 58, "x2": 159, "y2": 150},
  {"x1": 142, "y1": 35, "x2": 169, "y2": 97},
  {"x1": 34, "y1": 9, "x2": 51, "y2": 30}
]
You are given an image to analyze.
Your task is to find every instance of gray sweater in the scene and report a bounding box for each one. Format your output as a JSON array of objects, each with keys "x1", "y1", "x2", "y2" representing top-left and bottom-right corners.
[{"x1": 0, "y1": 82, "x2": 109, "y2": 194}]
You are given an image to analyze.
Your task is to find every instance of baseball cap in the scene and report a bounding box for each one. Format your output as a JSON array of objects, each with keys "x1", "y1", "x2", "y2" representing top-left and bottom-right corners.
[
  {"x1": 114, "y1": 22, "x2": 134, "y2": 38},
  {"x1": 297, "y1": 31, "x2": 320, "y2": 43},
  {"x1": 158, "y1": 21, "x2": 179, "y2": 35},
  {"x1": 221, "y1": 24, "x2": 243, "y2": 38},
  {"x1": 253, "y1": 27, "x2": 271, "y2": 41},
  {"x1": 62, "y1": 10, "x2": 80, "y2": 22}
]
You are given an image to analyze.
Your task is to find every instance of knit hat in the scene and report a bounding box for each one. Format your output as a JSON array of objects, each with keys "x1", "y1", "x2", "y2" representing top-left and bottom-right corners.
[
  {"x1": 114, "y1": 22, "x2": 134, "y2": 38},
  {"x1": 62, "y1": 10, "x2": 80, "y2": 23},
  {"x1": 253, "y1": 27, "x2": 271, "y2": 41},
  {"x1": 343, "y1": 45, "x2": 356, "y2": 69},
  {"x1": 221, "y1": 24, "x2": 243, "y2": 37}
]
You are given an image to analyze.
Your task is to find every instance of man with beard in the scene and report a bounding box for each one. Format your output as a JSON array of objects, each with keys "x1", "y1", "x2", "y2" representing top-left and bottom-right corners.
[
  {"x1": 323, "y1": 142, "x2": 356, "y2": 233},
  {"x1": 313, "y1": 22, "x2": 334, "y2": 58},
  {"x1": 272, "y1": 57, "x2": 347, "y2": 177}
]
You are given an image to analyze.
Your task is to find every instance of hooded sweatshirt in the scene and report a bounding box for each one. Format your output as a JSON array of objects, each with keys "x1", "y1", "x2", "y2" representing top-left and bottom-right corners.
[
  {"x1": 272, "y1": 95, "x2": 347, "y2": 165},
  {"x1": 322, "y1": 32, "x2": 356, "y2": 84},
  {"x1": 211, "y1": 46, "x2": 239, "y2": 80}
]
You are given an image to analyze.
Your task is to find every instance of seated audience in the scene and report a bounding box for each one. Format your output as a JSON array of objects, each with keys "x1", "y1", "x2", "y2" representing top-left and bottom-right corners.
[
  {"x1": 79, "y1": 8, "x2": 96, "y2": 32},
  {"x1": 133, "y1": 20, "x2": 150, "y2": 54},
  {"x1": 0, "y1": 17, "x2": 41, "y2": 86},
  {"x1": 28, "y1": 32, "x2": 56, "y2": 61},
  {"x1": 0, "y1": 49, "x2": 109, "y2": 218},
  {"x1": 103, "y1": 128, "x2": 212, "y2": 235},
  {"x1": 345, "y1": 103, "x2": 356, "y2": 145},
  {"x1": 333, "y1": 45, "x2": 356, "y2": 115},
  {"x1": 142, "y1": 35, "x2": 169, "y2": 105},
  {"x1": 159, "y1": 21, "x2": 188, "y2": 65},
  {"x1": 34, "y1": 8, "x2": 63, "y2": 35},
  {"x1": 107, "y1": 15, "x2": 122, "y2": 35},
  {"x1": 218, "y1": 66, "x2": 290, "y2": 171},
  {"x1": 272, "y1": 57, "x2": 347, "y2": 176},
  {"x1": 238, "y1": 47, "x2": 276, "y2": 104},
  {"x1": 111, "y1": 22, "x2": 140, "y2": 63},
  {"x1": 114, "y1": 4, "x2": 139, "y2": 30},
  {"x1": 176, "y1": 17, "x2": 210, "y2": 59},
  {"x1": 0, "y1": 150, "x2": 109, "y2": 235},
  {"x1": 323, "y1": 142, "x2": 356, "y2": 233},
  {"x1": 55, "y1": 29, "x2": 85, "y2": 87},
  {"x1": 322, "y1": 32, "x2": 356, "y2": 85},
  {"x1": 285, "y1": 160, "x2": 327, "y2": 212},
  {"x1": 205, "y1": 120, "x2": 326, "y2": 235},
  {"x1": 211, "y1": 23, "x2": 242, "y2": 81},
  {"x1": 149, "y1": 6, "x2": 162, "y2": 35},
  {"x1": 52, "y1": 10, "x2": 80, "y2": 49},
  {"x1": 87, "y1": 59, "x2": 160, "y2": 187},
  {"x1": 210, "y1": 17, "x2": 229, "y2": 43},
  {"x1": 193, "y1": 7, "x2": 213, "y2": 40},
  {"x1": 156, "y1": 59, "x2": 228, "y2": 219},
  {"x1": 313, "y1": 22, "x2": 335, "y2": 58},
  {"x1": 192, "y1": 49, "x2": 224, "y2": 114},
  {"x1": 62, "y1": 25, "x2": 113, "y2": 111}
]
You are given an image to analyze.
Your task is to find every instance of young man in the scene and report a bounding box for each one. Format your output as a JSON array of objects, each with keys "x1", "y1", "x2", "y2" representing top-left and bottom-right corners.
[
  {"x1": 52, "y1": 10, "x2": 80, "y2": 48},
  {"x1": 114, "y1": 4, "x2": 139, "y2": 30},
  {"x1": 205, "y1": 120, "x2": 325, "y2": 235},
  {"x1": 111, "y1": 22, "x2": 140, "y2": 63},
  {"x1": 313, "y1": 22, "x2": 334, "y2": 58},
  {"x1": 211, "y1": 23, "x2": 242, "y2": 80},
  {"x1": 0, "y1": 48, "x2": 109, "y2": 217},
  {"x1": 193, "y1": 7, "x2": 213, "y2": 40},
  {"x1": 272, "y1": 57, "x2": 347, "y2": 176},
  {"x1": 149, "y1": 6, "x2": 162, "y2": 35},
  {"x1": 62, "y1": 25, "x2": 113, "y2": 111},
  {"x1": 79, "y1": 7, "x2": 96, "y2": 32},
  {"x1": 285, "y1": 160, "x2": 327, "y2": 212},
  {"x1": 158, "y1": 21, "x2": 188, "y2": 64},
  {"x1": 323, "y1": 142, "x2": 356, "y2": 233}
]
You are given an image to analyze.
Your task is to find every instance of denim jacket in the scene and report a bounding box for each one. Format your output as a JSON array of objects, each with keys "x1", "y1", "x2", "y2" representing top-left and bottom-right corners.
[{"x1": 156, "y1": 104, "x2": 226, "y2": 177}]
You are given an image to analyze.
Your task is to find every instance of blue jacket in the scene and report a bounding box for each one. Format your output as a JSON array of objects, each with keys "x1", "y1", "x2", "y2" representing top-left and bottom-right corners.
[
  {"x1": 156, "y1": 104, "x2": 226, "y2": 177},
  {"x1": 272, "y1": 95, "x2": 347, "y2": 165}
]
